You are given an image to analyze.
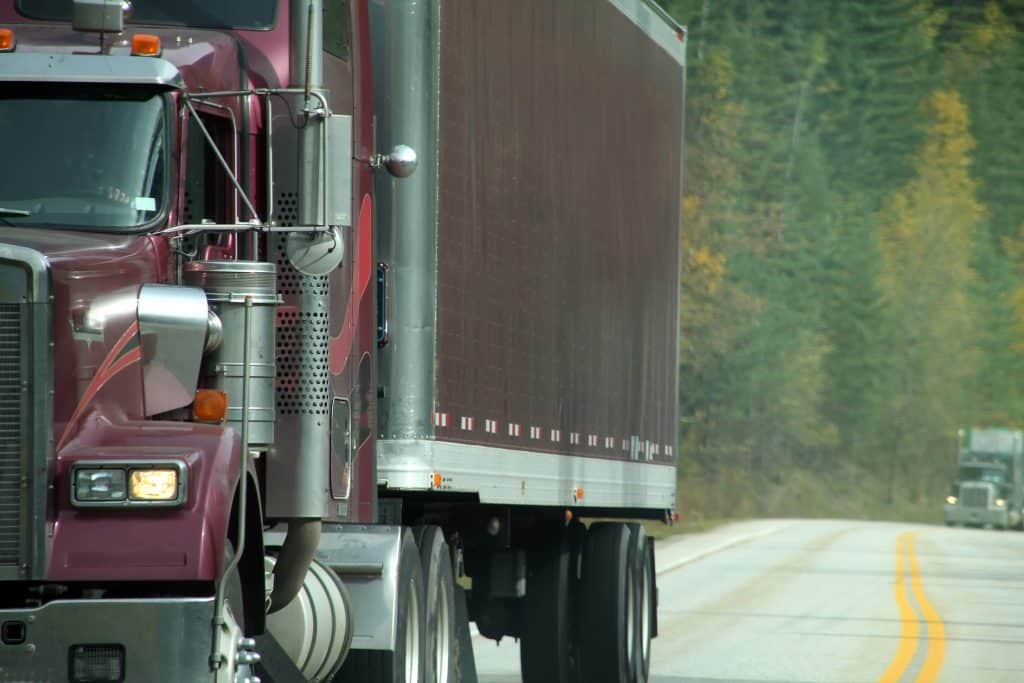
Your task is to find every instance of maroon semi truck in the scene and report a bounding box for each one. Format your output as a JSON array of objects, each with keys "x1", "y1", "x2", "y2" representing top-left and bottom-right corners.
[{"x1": 0, "y1": 1, "x2": 685, "y2": 682}]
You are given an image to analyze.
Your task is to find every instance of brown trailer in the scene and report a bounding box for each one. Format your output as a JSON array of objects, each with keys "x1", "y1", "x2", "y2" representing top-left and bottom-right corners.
[{"x1": 373, "y1": 0, "x2": 684, "y2": 516}]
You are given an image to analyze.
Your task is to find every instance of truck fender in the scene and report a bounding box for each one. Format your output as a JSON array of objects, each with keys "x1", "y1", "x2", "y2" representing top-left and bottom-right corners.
[{"x1": 228, "y1": 469, "x2": 267, "y2": 635}]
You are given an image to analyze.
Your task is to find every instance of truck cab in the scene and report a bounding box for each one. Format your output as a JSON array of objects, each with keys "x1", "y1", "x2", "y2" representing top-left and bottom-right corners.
[
  {"x1": 945, "y1": 428, "x2": 1024, "y2": 530},
  {"x1": 0, "y1": 1, "x2": 685, "y2": 681}
]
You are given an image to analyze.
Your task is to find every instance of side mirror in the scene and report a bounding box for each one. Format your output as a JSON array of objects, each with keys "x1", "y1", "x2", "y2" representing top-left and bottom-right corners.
[{"x1": 372, "y1": 145, "x2": 418, "y2": 179}]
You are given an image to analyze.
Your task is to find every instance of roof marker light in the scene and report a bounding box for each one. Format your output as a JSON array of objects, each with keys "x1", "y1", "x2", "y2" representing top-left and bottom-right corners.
[
  {"x1": 0, "y1": 29, "x2": 15, "y2": 52},
  {"x1": 131, "y1": 33, "x2": 161, "y2": 57}
]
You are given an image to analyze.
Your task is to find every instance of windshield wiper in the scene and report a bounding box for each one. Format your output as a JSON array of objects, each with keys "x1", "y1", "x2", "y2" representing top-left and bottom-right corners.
[{"x1": 0, "y1": 207, "x2": 30, "y2": 227}]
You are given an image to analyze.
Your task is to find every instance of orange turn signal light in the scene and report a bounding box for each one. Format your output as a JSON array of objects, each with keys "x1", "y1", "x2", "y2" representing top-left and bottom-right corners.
[
  {"x1": 430, "y1": 472, "x2": 443, "y2": 489},
  {"x1": 193, "y1": 389, "x2": 228, "y2": 423},
  {"x1": 131, "y1": 34, "x2": 161, "y2": 57},
  {"x1": 0, "y1": 29, "x2": 15, "y2": 52}
]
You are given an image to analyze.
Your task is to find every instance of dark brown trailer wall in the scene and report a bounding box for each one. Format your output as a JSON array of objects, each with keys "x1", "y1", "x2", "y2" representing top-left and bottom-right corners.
[{"x1": 433, "y1": 0, "x2": 682, "y2": 465}]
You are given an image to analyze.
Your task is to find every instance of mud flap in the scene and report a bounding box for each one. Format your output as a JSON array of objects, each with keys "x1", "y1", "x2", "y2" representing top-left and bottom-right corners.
[
  {"x1": 253, "y1": 630, "x2": 306, "y2": 683},
  {"x1": 454, "y1": 584, "x2": 479, "y2": 683}
]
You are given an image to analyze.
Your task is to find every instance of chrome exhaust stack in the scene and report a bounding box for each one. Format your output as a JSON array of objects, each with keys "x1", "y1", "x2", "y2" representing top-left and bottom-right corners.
[{"x1": 263, "y1": 0, "x2": 329, "y2": 615}]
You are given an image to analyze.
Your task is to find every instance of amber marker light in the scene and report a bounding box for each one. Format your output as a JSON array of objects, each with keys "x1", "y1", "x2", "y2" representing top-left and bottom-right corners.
[
  {"x1": 430, "y1": 472, "x2": 443, "y2": 489},
  {"x1": 130, "y1": 33, "x2": 161, "y2": 56},
  {"x1": 0, "y1": 29, "x2": 15, "y2": 52},
  {"x1": 193, "y1": 389, "x2": 228, "y2": 423},
  {"x1": 129, "y1": 468, "x2": 178, "y2": 501}
]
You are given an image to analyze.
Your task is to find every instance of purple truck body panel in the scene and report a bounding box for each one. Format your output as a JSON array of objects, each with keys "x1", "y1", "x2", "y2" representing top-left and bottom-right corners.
[{"x1": 51, "y1": 415, "x2": 241, "y2": 581}]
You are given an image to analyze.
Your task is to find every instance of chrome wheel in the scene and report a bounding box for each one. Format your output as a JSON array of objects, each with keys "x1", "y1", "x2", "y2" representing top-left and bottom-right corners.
[
  {"x1": 406, "y1": 577, "x2": 422, "y2": 683},
  {"x1": 626, "y1": 564, "x2": 636, "y2": 666},
  {"x1": 435, "y1": 579, "x2": 452, "y2": 683},
  {"x1": 639, "y1": 555, "x2": 652, "y2": 674}
]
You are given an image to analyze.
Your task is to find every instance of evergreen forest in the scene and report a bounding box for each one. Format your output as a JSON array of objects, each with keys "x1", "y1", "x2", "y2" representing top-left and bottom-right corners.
[{"x1": 655, "y1": 0, "x2": 1024, "y2": 522}]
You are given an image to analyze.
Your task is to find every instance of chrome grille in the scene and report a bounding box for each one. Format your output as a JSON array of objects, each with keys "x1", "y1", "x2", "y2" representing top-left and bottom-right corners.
[
  {"x1": 0, "y1": 303, "x2": 23, "y2": 567},
  {"x1": 961, "y1": 485, "x2": 990, "y2": 509}
]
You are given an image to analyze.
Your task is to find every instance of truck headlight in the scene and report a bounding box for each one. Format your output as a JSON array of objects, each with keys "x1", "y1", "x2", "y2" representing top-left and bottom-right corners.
[
  {"x1": 996, "y1": 498, "x2": 1007, "y2": 507},
  {"x1": 946, "y1": 495, "x2": 957, "y2": 505},
  {"x1": 130, "y1": 469, "x2": 179, "y2": 500},
  {"x1": 72, "y1": 461, "x2": 186, "y2": 508},
  {"x1": 75, "y1": 468, "x2": 127, "y2": 502}
]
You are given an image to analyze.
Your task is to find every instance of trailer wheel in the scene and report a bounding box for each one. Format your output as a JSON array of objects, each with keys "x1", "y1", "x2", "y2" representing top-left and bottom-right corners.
[
  {"x1": 627, "y1": 524, "x2": 653, "y2": 683},
  {"x1": 578, "y1": 522, "x2": 635, "y2": 683},
  {"x1": 413, "y1": 526, "x2": 457, "y2": 683},
  {"x1": 335, "y1": 529, "x2": 426, "y2": 683},
  {"x1": 520, "y1": 523, "x2": 574, "y2": 683}
]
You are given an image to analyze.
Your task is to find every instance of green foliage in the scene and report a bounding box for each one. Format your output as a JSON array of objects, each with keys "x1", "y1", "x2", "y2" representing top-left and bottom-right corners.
[{"x1": 657, "y1": 0, "x2": 1024, "y2": 519}]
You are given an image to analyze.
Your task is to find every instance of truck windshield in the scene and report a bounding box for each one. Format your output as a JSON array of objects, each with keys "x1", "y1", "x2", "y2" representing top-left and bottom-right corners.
[
  {"x1": 958, "y1": 466, "x2": 1006, "y2": 484},
  {"x1": 0, "y1": 86, "x2": 167, "y2": 232}
]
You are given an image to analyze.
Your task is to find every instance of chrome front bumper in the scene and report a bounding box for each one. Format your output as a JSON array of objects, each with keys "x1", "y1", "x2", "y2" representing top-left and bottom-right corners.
[
  {"x1": 0, "y1": 597, "x2": 216, "y2": 682},
  {"x1": 945, "y1": 504, "x2": 1011, "y2": 527}
]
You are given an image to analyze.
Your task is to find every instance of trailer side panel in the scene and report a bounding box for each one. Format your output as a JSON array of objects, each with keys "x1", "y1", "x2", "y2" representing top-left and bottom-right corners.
[{"x1": 433, "y1": 0, "x2": 682, "y2": 466}]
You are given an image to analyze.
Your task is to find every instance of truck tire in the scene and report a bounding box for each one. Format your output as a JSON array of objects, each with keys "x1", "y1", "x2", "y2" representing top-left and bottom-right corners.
[
  {"x1": 334, "y1": 529, "x2": 426, "y2": 683},
  {"x1": 578, "y1": 522, "x2": 635, "y2": 683},
  {"x1": 413, "y1": 526, "x2": 457, "y2": 683},
  {"x1": 626, "y1": 523, "x2": 653, "y2": 683},
  {"x1": 520, "y1": 523, "x2": 574, "y2": 683}
]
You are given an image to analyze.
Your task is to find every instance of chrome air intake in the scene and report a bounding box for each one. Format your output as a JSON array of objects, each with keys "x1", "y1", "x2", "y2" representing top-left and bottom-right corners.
[
  {"x1": 184, "y1": 260, "x2": 278, "y2": 447},
  {"x1": 0, "y1": 304, "x2": 24, "y2": 569}
]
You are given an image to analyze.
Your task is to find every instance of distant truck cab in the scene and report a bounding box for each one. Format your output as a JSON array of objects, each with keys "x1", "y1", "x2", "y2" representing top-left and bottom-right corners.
[{"x1": 945, "y1": 428, "x2": 1024, "y2": 530}]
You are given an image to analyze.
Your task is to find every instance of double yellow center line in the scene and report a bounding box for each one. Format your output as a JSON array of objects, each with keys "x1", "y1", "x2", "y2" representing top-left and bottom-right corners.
[{"x1": 878, "y1": 532, "x2": 946, "y2": 683}]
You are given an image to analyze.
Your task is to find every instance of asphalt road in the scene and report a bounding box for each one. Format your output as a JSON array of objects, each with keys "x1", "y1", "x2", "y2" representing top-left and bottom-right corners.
[{"x1": 473, "y1": 519, "x2": 1024, "y2": 683}]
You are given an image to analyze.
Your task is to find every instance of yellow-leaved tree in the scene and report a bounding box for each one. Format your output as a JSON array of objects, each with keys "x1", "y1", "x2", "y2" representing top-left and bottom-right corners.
[{"x1": 876, "y1": 89, "x2": 984, "y2": 501}]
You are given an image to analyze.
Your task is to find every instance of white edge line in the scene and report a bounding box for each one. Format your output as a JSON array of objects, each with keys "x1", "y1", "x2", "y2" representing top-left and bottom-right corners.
[
  {"x1": 656, "y1": 523, "x2": 790, "y2": 575},
  {"x1": 470, "y1": 523, "x2": 790, "y2": 640}
]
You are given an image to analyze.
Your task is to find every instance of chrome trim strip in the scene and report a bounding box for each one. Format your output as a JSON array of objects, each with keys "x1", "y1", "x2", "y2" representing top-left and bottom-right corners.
[
  {"x1": 378, "y1": 439, "x2": 676, "y2": 509},
  {"x1": 0, "y1": 53, "x2": 184, "y2": 87},
  {"x1": 608, "y1": 0, "x2": 687, "y2": 67}
]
